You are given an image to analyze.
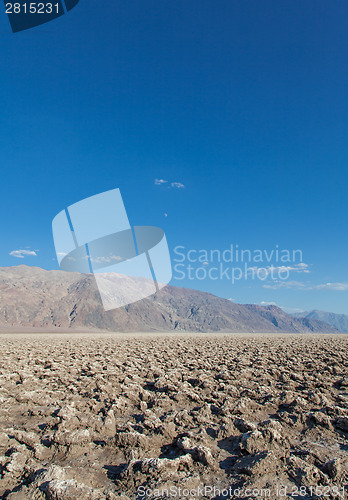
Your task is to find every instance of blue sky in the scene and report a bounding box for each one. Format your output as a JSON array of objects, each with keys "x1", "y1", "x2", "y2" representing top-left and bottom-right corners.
[{"x1": 1, "y1": 0, "x2": 348, "y2": 313}]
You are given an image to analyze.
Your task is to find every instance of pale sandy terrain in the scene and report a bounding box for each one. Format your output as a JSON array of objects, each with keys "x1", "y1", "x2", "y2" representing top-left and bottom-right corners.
[{"x1": 0, "y1": 332, "x2": 347, "y2": 499}]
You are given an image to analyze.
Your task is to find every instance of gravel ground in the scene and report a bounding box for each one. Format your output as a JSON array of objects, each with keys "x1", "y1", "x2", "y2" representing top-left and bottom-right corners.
[{"x1": 0, "y1": 332, "x2": 347, "y2": 499}]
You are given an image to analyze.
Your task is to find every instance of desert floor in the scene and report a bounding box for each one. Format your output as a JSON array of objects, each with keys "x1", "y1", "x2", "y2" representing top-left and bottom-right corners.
[{"x1": 0, "y1": 332, "x2": 347, "y2": 499}]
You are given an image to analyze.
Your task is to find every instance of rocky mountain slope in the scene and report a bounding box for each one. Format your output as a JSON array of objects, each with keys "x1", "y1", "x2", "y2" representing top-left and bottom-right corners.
[
  {"x1": 0, "y1": 266, "x2": 338, "y2": 333},
  {"x1": 245, "y1": 304, "x2": 340, "y2": 333},
  {"x1": 292, "y1": 309, "x2": 348, "y2": 332}
]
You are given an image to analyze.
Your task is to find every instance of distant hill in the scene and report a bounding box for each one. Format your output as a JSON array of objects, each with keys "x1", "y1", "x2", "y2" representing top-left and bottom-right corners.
[
  {"x1": 292, "y1": 309, "x2": 348, "y2": 333},
  {"x1": 0, "y1": 266, "x2": 339, "y2": 333},
  {"x1": 244, "y1": 304, "x2": 339, "y2": 333}
]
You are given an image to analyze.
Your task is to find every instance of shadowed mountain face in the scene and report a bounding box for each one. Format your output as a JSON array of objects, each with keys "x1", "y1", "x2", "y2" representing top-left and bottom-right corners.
[
  {"x1": 0, "y1": 266, "x2": 339, "y2": 333},
  {"x1": 292, "y1": 310, "x2": 348, "y2": 333}
]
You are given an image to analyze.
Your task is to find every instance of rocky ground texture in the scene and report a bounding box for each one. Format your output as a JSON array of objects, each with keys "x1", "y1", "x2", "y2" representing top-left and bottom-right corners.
[{"x1": 0, "y1": 333, "x2": 347, "y2": 499}]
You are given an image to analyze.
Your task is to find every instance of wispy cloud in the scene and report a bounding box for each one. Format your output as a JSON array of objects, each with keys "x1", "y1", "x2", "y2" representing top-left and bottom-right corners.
[
  {"x1": 154, "y1": 179, "x2": 185, "y2": 188},
  {"x1": 313, "y1": 282, "x2": 348, "y2": 291},
  {"x1": 90, "y1": 255, "x2": 122, "y2": 264},
  {"x1": 259, "y1": 300, "x2": 304, "y2": 314},
  {"x1": 263, "y1": 281, "x2": 311, "y2": 290},
  {"x1": 247, "y1": 263, "x2": 310, "y2": 277},
  {"x1": 9, "y1": 249, "x2": 37, "y2": 259},
  {"x1": 263, "y1": 280, "x2": 348, "y2": 291}
]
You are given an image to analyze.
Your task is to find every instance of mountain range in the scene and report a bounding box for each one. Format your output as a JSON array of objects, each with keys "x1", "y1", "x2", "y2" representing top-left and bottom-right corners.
[
  {"x1": 0, "y1": 265, "x2": 340, "y2": 333},
  {"x1": 292, "y1": 309, "x2": 348, "y2": 333}
]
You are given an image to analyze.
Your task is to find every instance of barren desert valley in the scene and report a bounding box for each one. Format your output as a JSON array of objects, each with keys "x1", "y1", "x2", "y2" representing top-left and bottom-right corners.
[
  {"x1": 0, "y1": 267, "x2": 347, "y2": 498},
  {"x1": 0, "y1": 332, "x2": 347, "y2": 499}
]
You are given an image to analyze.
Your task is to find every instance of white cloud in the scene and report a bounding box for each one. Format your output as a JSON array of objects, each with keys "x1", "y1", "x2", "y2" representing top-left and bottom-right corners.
[
  {"x1": 246, "y1": 263, "x2": 310, "y2": 278},
  {"x1": 295, "y1": 263, "x2": 310, "y2": 272},
  {"x1": 263, "y1": 280, "x2": 348, "y2": 291},
  {"x1": 90, "y1": 255, "x2": 122, "y2": 264},
  {"x1": 263, "y1": 280, "x2": 309, "y2": 290},
  {"x1": 313, "y1": 282, "x2": 348, "y2": 291},
  {"x1": 9, "y1": 249, "x2": 37, "y2": 259},
  {"x1": 154, "y1": 179, "x2": 185, "y2": 189},
  {"x1": 259, "y1": 301, "x2": 304, "y2": 314}
]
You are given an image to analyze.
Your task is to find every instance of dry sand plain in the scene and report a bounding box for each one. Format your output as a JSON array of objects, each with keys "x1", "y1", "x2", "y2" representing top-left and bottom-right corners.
[{"x1": 0, "y1": 332, "x2": 347, "y2": 499}]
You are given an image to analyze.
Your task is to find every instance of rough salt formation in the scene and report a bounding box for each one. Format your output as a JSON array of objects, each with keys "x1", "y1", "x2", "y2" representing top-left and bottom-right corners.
[{"x1": 0, "y1": 332, "x2": 347, "y2": 499}]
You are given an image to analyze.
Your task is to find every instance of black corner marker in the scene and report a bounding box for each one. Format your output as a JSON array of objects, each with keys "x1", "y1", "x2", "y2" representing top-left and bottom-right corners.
[{"x1": 4, "y1": 0, "x2": 80, "y2": 33}]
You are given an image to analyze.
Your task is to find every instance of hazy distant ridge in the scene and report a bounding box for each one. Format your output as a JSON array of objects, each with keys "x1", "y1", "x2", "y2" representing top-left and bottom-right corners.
[{"x1": 292, "y1": 310, "x2": 348, "y2": 333}]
